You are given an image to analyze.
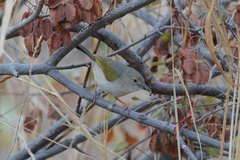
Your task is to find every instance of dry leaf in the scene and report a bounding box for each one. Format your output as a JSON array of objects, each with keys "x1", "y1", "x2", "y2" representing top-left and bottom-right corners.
[
  {"x1": 234, "y1": 5, "x2": 240, "y2": 25},
  {"x1": 65, "y1": 3, "x2": 76, "y2": 21},
  {"x1": 78, "y1": 0, "x2": 93, "y2": 10},
  {"x1": 154, "y1": 40, "x2": 169, "y2": 57},
  {"x1": 48, "y1": 33, "x2": 62, "y2": 55},
  {"x1": 60, "y1": 30, "x2": 71, "y2": 46},
  {"x1": 50, "y1": 8, "x2": 58, "y2": 25},
  {"x1": 150, "y1": 56, "x2": 159, "y2": 73},
  {"x1": 56, "y1": 4, "x2": 66, "y2": 22},
  {"x1": 47, "y1": 0, "x2": 63, "y2": 9},
  {"x1": 19, "y1": 12, "x2": 34, "y2": 37},
  {"x1": 149, "y1": 129, "x2": 184, "y2": 157},
  {"x1": 183, "y1": 58, "x2": 196, "y2": 75},
  {"x1": 93, "y1": 0, "x2": 102, "y2": 17},
  {"x1": 41, "y1": 18, "x2": 53, "y2": 41},
  {"x1": 82, "y1": 9, "x2": 96, "y2": 24}
]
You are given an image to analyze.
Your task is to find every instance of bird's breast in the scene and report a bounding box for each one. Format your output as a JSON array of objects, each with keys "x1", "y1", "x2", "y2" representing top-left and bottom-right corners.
[{"x1": 92, "y1": 62, "x2": 130, "y2": 97}]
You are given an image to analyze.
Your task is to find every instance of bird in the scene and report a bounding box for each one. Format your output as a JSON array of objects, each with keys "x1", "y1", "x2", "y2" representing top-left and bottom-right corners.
[{"x1": 76, "y1": 44, "x2": 151, "y2": 111}]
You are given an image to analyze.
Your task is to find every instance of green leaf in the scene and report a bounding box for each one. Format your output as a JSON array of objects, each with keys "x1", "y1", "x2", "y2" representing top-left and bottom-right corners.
[
  {"x1": 158, "y1": 67, "x2": 169, "y2": 75},
  {"x1": 113, "y1": 142, "x2": 129, "y2": 153},
  {"x1": 151, "y1": 108, "x2": 163, "y2": 118},
  {"x1": 205, "y1": 96, "x2": 216, "y2": 104},
  {"x1": 177, "y1": 104, "x2": 183, "y2": 109},
  {"x1": 132, "y1": 96, "x2": 140, "y2": 101},
  {"x1": 151, "y1": 62, "x2": 165, "y2": 67},
  {"x1": 204, "y1": 147, "x2": 219, "y2": 157},
  {"x1": 109, "y1": 96, "x2": 117, "y2": 103},
  {"x1": 161, "y1": 32, "x2": 170, "y2": 42}
]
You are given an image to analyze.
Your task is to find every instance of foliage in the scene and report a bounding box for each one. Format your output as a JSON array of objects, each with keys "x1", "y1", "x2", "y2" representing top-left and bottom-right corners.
[{"x1": 0, "y1": 0, "x2": 240, "y2": 159}]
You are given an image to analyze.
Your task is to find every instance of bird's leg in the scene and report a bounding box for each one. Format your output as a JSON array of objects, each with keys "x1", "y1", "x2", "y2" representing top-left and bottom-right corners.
[{"x1": 114, "y1": 97, "x2": 131, "y2": 114}]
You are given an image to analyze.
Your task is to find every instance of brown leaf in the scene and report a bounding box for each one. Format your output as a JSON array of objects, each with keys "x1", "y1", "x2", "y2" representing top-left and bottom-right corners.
[
  {"x1": 78, "y1": 0, "x2": 93, "y2": 10},
  {"x1": 190, "y1": 66, "x2": 210, "y2": 85},
  {"x1": 116, "y1": 0, "x2": 122, "y2": 4},
  {"x1": 63, "y1": 22, "x2": 72, "y2": 30},
  {"x1": 24, "y1": 33, "x2": 34, "y2": 54},
  {"x1": 106, "y1": 129, "x2": 114, "y2": 143},
  {"x1": 82, "y1": 9, "x2": 96, "y2": 24},
  {"x1": 150, "y1": 56, "x2": 159, "y2": 73},
  {"x1": 19, "y1": 12, "x2": 34, "y2": 37},
  {"x1": 149, "y1": 129, "x2": 161, "y2": 154},
  {"x1": 124, "y1": 131, "x2": 138, "y2": 150},
  {"x1": 154, "y1": 40, "x2": 169, "y2": 57},
  {"x1": 160, "y1": 74, "x2": 173, "y2": 83},
  {"x1": 54, "y1": 24, "x2": 63, "y2": 32},
  {"x1": 183, "y1": 58, "x2": 196, "y2": 75},
  {"x1": 232, "y1": 46, "x2": 239, "y2": 65},
  {"x1": 36, "y1": 19, "x2": 43, "y2": 37},
  {"x1": 44, "y1": 0, "x2": 48, "y2": 5},
  {"x1": 149, "y1": 129, "x2": 183, "y2": 157},
  {"x1": 203, "y1": 115, "x2": 222, "y2": 139},
  {"x1": 30, "y1": 20, "x2": 43, "y2": 58},
  {"x1": 24, "y1": 115, "x2": 36, "y2": 132},
  {"x1": 21, "y1": 11, "x2": 30, "y2": 20},
  {"x1": 172, "y1": 108, "x2": 185, "y2": 122},
  {"x1": 181, "y1": 45, "x2": 199, "y2": 59},
  {"x1": 41, "y1": 18, "x2": 53, "y2": 41},
  {"x1": 234, "y1": 5, "x2": 240, "y2": 25},
  {"x1": 158, "y1": 74, "x2": 174, "y2": 99},
  {"x1": 48, "y1": 33, "x2": 62, "y2": 55},
  {"x1": 56, "y1": 4, "x2": 66, "y2": 22},
  {"x1": 50, "y1": 8, "x2": 58, "y2": 25},
  {"x1": 60, "y1": 30, "x2": 71, "y2": 46},
  {"x1": 65, "y1": 3, "x2": 76, "y2": 21},
  {"x1": 71, "y1": 3, "x2": 83, "y2": 24},
  {"x1": 47, "y1": 0, "x2": 63, "y2": 8},
  {"x1": 93, "y1": 0, "x2": 102, "y2": 17},
  {"x1": 168, "y1": 1, "x2": 179, "y2": 15}
]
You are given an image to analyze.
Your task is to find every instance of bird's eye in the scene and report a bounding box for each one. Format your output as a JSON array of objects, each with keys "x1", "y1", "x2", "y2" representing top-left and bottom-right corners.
[{"x1": 132, "y1": 79, "x2": 138, "y2": 83}]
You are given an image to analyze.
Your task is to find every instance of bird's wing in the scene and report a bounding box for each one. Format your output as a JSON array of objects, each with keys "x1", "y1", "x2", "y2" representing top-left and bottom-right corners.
[{"x1": 95, "y1": 55, "x2": 119, "y2": 82}]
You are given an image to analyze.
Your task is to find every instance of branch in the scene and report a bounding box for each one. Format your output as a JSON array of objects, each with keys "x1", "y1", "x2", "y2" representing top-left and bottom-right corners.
[
  {"x1": 135, "y1": 9, "x2": 171, "y2": 57},
  {"x1": 5, "y1": 0, "x2": 44, "y2": 37},
  {"x1": 9, "y1": 67, "x2": 232, "y2": 159},
  {"x1": 71, "y1": 22, "x2": 231, "y2": 99},
  {"x1": 179, "y1": 136, "x2": 197, "y2": 160},
  {"x1": 47, "y1": 69, "x2": 231, "y2": 151},
  {"x1": 32, "y1": 99, "x2": 157, "y2": 159},
  {"x1": 0, "y1": 63, "x2": 52, "y2": 76},
  {"x1": 47, "y1": 0, "x2": 156, "y2": 66},
  {"x1": 0, "y1": 3, "x2": 230, "y2": 99},
  {"x1": 131, "y1": 7, "x2": 158, "y2": 26},
  {"x1": 9, "y1": 117, "x2": 70, "y2": 160}
]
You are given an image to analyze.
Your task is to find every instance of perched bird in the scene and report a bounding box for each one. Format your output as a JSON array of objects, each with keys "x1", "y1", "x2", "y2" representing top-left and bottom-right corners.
[{"x1": 76, "y1": 45, "x2": 151, "y2": 110}]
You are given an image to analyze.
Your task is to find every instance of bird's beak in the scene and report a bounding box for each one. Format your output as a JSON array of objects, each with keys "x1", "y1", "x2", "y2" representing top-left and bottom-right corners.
[{"x1": 139, "y1": 83, "x2": 152, "y2": 95}]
